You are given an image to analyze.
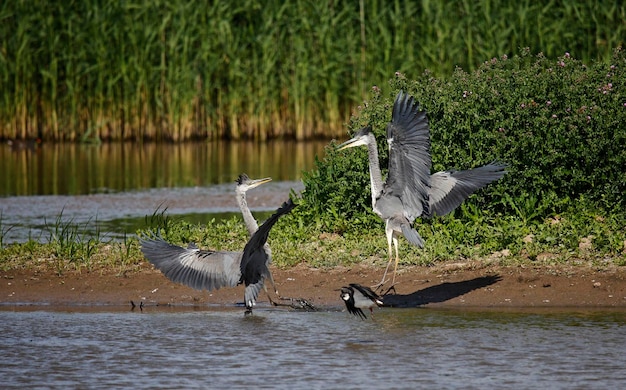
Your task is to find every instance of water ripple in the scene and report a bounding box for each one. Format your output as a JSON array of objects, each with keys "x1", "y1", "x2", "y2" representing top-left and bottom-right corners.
[{"x1": 1, "y1": 307, "x2": 625, "y2": 389}]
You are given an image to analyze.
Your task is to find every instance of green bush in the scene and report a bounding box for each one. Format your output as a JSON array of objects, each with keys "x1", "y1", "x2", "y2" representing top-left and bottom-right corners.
[{"x1": 298, "y1": 48, "x2": 626, "y2": 233}]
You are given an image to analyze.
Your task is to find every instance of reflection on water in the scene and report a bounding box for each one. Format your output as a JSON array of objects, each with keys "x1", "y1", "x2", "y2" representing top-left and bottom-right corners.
[
  {"x1": 0, "y1": 140, "x2": 327, "y2": 243},
  {"x1": 0, "y1": 140, "x2": 329, "y2": 196},
  {"x1": 1, "y1": 307, "x2": 625, "y2": 388}
]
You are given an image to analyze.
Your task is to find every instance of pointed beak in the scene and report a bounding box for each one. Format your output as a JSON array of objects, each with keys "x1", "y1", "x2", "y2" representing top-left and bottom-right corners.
[
  {"x1": 337, "y1": 137, "x2": 360, "y2": 151},
  {"x1": 248, "y1": 177, "x2": 272, "y2": 189}
]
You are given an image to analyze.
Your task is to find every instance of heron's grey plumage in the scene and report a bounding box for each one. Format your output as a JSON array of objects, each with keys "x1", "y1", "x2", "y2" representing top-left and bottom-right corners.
[
  {"x1": 140, "y1": 238, "x2": 241, "y2": 290},
  {"x1": 240, "y1": 198, "x2": 297, "y2": 309},
  {"x1": 140, "y1": 173, "x2": 288, "y2": 312},
  {"x1": 385, "y1": 91, "x2": 431, "y2": 221},
  {"x1": 426, "y1": 162, "x2": 508, "y2": 218},
  {"x1": 236, "y1": 174, "x2": 270, "y2": 235},
  {"x1": 338, "y1": 91, "x2": 506, "y2": 288}
]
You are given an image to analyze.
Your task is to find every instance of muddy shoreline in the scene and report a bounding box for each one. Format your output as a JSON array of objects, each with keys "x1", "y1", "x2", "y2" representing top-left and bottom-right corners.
[{"x1": 2, "y1": 262, "x2": 625, "y2": 311}]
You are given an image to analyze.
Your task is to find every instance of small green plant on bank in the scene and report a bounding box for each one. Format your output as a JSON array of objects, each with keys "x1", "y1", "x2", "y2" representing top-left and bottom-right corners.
[
  {"x1": 0, "y1": 211, "x2": 12, "y2": 250},
  {"x1": 0, "y1": 210, "x2": 146, "y2": 274}
]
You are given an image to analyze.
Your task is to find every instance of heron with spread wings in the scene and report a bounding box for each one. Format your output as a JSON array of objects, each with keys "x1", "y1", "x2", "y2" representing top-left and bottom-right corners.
[
  {"x1": 338, "y1": 91, "x2": 506, "y2": 289},
  {"x1": 140, "y1": 174, "x2": 295, "y2": 312}
]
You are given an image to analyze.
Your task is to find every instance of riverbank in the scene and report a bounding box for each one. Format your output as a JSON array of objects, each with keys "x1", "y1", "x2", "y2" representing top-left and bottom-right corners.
[{"x1": 2, "y1": 261, "x2": 625, "y2": 310}]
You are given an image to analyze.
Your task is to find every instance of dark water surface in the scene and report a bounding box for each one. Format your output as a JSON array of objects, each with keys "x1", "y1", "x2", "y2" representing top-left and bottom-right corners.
[
  {"x1": 1, "y1": 140, "x2": 329, "y2": 196},
  {"x1": 0, "y1": 141, "x2": 327, "y2": 242},
  {"x1": 1, "y1": 306, "x2": 624, "y2": 389}
]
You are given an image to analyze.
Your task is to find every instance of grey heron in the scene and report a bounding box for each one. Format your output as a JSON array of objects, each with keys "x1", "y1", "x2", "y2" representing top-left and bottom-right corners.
[
  {"x1": 340, "y1": 283, "x2": 384, "y2": 319},
  {"x1": 338, "y1": 91, "x2": 506, "y2": 289},
  {"x1": 140, "y1": 174, "x2": 294, "y2": 312},
  {"x1": 239, "y1": 198, "x2": 296, "y2": 310}
]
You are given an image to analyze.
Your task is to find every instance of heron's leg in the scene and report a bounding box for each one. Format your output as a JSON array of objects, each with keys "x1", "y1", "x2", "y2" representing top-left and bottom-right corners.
[
  {"x1": 386, "y1": 238, "x2": 400, "y2": 294},
  {"x1": 392, "y1": 238, "x2": 400, "y2": 284},
  {"x1": 372, "y1": 230, "x2": 395, "y2": 290},
  {"x1": 376, "y1": 236, "x2": 400, "y2": 295},
  {"x1": 380, "y1": 249, "x2": 394, "y2": 284},
  {"x1": 262, "y1": 284, "x2": 279, "y2": 307},
  {"x1": 266, "y1": 271, "x2": 280, "y2": 297},
  {"x1": 259, "y1": 273, "x2": 315, "y2": 310}
]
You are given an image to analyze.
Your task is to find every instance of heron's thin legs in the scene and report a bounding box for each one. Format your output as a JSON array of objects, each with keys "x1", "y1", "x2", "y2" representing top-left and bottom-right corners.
[
  {"x1": 391, "y1": 237, "x2": 400, "y2": 285},
  {"x1": 266, "y1": 271, "x2": 280, "y2": 299},
  {"x1": 386, "y1": 240, "x2": 400, "y2": 294},
  {"x1": 372, "y1": 236, "x2": 395, "y2": 290},
  {"x1": 374, "y1": 260, "x2": 393, "y2": 290},
  {"x1": 378, "y1": 238, "x2": 400, "y2": 294},
  {"x1": 261, "y1": 284, "x2": 279, "y2": 306}
]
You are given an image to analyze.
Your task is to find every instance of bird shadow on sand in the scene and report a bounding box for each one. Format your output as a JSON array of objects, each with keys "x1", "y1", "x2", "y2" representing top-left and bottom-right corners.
[{"x1": 381, "y1": 275, "x2": 502, "y2": 307}]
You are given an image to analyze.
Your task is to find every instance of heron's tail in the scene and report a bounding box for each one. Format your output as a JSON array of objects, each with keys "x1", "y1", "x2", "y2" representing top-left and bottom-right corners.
[
  {"x1": 401, "y1": 224, "x2": 425, "y2": 248},
  {"x1": 244, "y1": 281, "x2": 265, "y2": 310}
]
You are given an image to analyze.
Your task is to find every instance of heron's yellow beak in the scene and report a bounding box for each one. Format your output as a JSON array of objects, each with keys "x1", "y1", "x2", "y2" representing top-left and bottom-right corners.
[
  {"x1": 249, "y1": 177, "x2": 272, "y2": 188},
  {"x1": 337, "y1": 137, "x2": 359, "y2": 151}
]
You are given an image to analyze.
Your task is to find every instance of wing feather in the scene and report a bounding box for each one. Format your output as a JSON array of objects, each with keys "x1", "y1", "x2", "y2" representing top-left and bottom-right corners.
[
  {"x1": 384, "y1": 91, "x2": 431, "y2": 221},
  {"x1": 140, "y1": 237, "x2": 241, "y2": 291},
  {"x1": 426, "y1": 162, "x2": 507, "y2": 217}
]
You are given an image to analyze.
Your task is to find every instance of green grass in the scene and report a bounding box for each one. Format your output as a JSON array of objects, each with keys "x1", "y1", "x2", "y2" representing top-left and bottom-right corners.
[
  {"x1": 1, "y1": 197, "x2": 624, "y2": 274},
  {"x1": 1, "y1": 1, "x2": 624, "y2": 141},
  {"x1": 0, "y1": 209, "x2": 145, "y2": 274}
]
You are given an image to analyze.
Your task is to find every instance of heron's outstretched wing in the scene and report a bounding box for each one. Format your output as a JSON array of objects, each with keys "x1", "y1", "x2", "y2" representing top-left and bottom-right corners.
[
  {"x1": 239, "y1": 199, "x2": 297, "y2": 306},
  {"x1": 140, "y1": 237, "x2": 241, "y2": 291},
  {"x1": 384, "y1": 91, "x2": 432, "y2": 221},
  {"x1": 426, "y1": 162, "x2": 507, "y2": 217}
]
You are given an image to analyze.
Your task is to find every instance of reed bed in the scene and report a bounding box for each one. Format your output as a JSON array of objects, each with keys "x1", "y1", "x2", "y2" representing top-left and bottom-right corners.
[{"x1": 1, "y1": 1, "x2": 623, "y2": 141}]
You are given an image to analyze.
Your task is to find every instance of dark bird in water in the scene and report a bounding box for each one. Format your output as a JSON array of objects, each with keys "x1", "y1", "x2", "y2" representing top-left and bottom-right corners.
[
  {"x1": 338, "y1": 91, "x2": 506, "y2": 289},
  {"x1": 340, "y1": 283, "x2": 384, "y2": 319},
  {"x1": 140, "y1": 174, "x2": 296, "y2": 312}
]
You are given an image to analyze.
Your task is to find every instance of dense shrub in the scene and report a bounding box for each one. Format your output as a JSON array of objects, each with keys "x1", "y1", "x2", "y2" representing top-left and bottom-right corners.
[{"x1": 298, "y1": 48, "x2": 626, "y2": 232}]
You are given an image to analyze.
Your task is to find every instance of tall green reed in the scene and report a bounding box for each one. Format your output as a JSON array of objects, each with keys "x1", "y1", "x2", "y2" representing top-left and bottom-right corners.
[{"x1": 1, "y1": 1, "x2": 623, "y2": 141}]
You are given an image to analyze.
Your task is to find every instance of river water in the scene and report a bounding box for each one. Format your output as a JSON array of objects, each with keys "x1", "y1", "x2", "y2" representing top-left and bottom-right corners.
[{"x1": 1, "y1": 306, "x2": 624, "y2": 389}]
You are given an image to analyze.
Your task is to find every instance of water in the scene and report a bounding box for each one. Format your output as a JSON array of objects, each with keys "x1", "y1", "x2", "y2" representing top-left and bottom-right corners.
[
  {"x1": 1, "y1": 307, "x2": 625, "y2": 389},
  {"x1": 0, "y1": 140, "x2": 329, "y2": 196},
  {"x1": 0, "y1": 181, "x2": 301, "y2": 243},
  {"x1": 0, "y1": 140, "x2": 328, "y2": 242}
]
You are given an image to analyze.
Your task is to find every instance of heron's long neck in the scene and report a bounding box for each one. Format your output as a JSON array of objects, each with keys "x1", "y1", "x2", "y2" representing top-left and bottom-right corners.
[
  {"x1": 237, "y1": 192, "x2": 258, "y2": 236},
  {"x1": 366, "y1": 135, "x2": 384, "y2": 208}
]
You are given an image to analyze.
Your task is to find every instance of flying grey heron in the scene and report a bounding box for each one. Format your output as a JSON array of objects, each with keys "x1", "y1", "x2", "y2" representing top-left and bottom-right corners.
[
  {"x1": 338, "y1": 91, "x2": 506, "y2": 289},
  {"x1": 340, "y1": 283, "x2": 384, "y2": 319},
  {"x1": 140, "y1": 174, "x2": 295, "y2": 312}
]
